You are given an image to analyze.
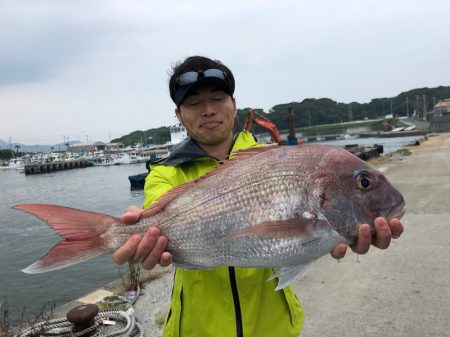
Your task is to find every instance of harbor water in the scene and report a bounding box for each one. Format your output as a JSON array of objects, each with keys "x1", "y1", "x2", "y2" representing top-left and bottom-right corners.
[
  {"x1": 0, "y1": 135, "x2": 421, "y2": 325},
  {"x1": 0, "y1": 163, "x2": 146, "y2": 325}
]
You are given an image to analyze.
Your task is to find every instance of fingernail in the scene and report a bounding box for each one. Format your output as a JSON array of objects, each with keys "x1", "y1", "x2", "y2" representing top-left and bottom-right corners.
[{"x1": 147, "y1": 228, "x2": 159, "y2": 238}]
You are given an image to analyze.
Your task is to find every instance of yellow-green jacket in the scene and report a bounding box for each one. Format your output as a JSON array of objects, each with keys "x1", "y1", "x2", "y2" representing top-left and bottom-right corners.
[{"x1": 143, "y1": 131, "x2": 304, "y2": 337}]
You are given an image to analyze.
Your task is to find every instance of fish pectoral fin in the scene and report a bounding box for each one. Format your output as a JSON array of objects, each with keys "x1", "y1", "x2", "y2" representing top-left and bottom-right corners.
[
  {"x1": 270, "y1": 262, "x2": 315, "y2": 291},
  {"x1": 224, "y1": 218, "x2": 330, "y2": 239}
]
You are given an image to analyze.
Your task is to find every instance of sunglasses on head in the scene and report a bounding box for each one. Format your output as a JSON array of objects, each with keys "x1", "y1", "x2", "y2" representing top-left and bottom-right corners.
[{"x1": 174, "y1": 68, "x2": 231, "y2": 92}]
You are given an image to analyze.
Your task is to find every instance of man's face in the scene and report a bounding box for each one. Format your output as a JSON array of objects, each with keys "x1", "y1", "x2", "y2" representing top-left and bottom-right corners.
[{"x1": 175, "y1": 87, "x2": 237, "y2": 147}]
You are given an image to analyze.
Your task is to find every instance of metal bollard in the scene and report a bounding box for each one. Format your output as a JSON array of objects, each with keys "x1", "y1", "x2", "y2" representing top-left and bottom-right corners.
[{"x1": 66, "y1": 304, "x2": 99, "y2": 335}]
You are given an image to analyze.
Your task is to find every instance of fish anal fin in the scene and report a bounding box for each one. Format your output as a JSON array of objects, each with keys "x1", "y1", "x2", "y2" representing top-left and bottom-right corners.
[{"x1": 271, "y1": 262, "x2": 314, "y2": 290}]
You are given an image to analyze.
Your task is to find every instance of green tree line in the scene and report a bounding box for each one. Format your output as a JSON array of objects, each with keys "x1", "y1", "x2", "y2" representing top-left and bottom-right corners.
[
  {"x1": 0, "y1": 149, "x2": 25, "y2": 160},
  {"x1": 111, "y1": 126, "x2": 171, "y2": 147}
]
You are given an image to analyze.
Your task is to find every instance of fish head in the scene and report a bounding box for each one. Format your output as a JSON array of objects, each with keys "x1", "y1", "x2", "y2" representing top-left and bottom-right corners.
[{"x1": 313, "y1": 146, "x2": 405, "y2": 242}]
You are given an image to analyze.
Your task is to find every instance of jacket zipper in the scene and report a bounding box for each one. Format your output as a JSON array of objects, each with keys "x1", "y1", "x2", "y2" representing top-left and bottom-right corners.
[{"x1": 229, "y1": 267, "x2": 243, "y2": 337}]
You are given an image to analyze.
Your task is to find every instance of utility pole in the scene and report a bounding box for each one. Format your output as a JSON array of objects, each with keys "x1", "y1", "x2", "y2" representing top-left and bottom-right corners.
[
  {"x1": 348, "y1": 103, "x2": 353, "y2": 122},
  {"x1": 287, "y1": 107, "x2": 297, "y2": 146},
  {"x1": 422, "y1": 95, "x2": 427, "y2": 121},
  {"x1": 406, "y1": 97, "x2": 410, "y2": 117},
  {"x1": 390, "y1": 101, "x2": 393, "y2": 117},
  {"x1": 415, "y1": 95, "x2": 419, "y2": 116}
]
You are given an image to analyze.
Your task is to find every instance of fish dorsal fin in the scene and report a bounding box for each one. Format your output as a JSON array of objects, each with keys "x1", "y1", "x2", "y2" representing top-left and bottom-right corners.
[
  {"x1": 141, "y1": 182, "x2": 196, "y2": 217},
  {"x1": 142, "y1": 145, "x2": 282, "y2": 218},
  {"x1": 228, "y1": 145, "x2": 281, "y2": 161}
]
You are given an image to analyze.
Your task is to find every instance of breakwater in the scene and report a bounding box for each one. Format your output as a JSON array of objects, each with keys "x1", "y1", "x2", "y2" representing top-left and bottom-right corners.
[{"x1": 24, "y1": 159, "x2": 92, "y2": 175}]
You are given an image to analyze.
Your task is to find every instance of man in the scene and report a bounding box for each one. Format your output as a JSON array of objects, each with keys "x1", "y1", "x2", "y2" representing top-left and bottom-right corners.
[{"x1": 112, "y1": 56, "x2": 404, "y2": 337}]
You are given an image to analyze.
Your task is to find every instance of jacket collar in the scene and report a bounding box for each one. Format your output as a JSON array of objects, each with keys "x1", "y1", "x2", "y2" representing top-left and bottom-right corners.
[{"x1": 156, "y1": 132, "x2": 242, "y2": 166}]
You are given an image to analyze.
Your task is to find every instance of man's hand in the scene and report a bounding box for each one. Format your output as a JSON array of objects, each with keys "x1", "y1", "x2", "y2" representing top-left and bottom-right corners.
[
  {"x1": 112, "y1": 206, "x2": 173, "y2": 269},
  {"x1": 330, "y1": 217, "x2": 404, "y2": 259}
]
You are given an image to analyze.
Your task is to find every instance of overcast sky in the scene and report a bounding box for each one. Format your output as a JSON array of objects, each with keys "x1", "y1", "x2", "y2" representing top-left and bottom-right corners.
[{"x1": 1, "y1": 0, "x2": 449, "y2": 145}]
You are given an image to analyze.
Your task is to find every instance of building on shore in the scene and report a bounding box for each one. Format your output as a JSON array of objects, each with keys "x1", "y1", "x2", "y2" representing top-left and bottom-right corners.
[
  {"x1": 169, "y1": 124, "x2": 188, "y2": 144},
  {"x1": 430, "y1": 99, "x2": 450, "y2": 132},
  {"x1": 140, "y1": 124, "x2": 188, "y2": 160},
  {"x1": 432, "y1": 99, "x2": 450, "y2": 115},
  {"x1": 68, "y1": 142, "x2": 124, "y2": 154}
]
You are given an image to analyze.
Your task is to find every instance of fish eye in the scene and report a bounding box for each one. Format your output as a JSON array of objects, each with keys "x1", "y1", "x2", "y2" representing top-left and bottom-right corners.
[{"x1": 356, "y1": 173, "x2": 373, "y2": 190}]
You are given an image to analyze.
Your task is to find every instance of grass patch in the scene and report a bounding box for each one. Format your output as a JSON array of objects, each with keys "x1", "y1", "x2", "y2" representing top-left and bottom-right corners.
[
  {"x1": 119, "y1": 263, "x2": 141, "y2": 291},
  {"x1": 1, "y1": 298, "x2": 55, "y2": 337}
]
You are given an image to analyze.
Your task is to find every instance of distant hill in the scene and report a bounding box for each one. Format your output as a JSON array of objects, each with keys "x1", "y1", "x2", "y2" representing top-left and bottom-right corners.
[
  {"x1": 0, "y1": 139, "x2": 76, "y2": 153},
  {"x1": 111, "y1": 126, "x2": 171, "y2": 148}
]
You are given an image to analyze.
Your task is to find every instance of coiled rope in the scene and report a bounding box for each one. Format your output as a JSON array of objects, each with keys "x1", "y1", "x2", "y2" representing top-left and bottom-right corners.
[{"x1": 19, "y1": 294, "x2": 143, "y2": 337}]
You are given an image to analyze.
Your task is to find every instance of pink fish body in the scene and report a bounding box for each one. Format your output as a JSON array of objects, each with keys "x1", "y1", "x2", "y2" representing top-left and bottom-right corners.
[{"x1": 14, "y1": 145, "x2": 405, "y2": 289}]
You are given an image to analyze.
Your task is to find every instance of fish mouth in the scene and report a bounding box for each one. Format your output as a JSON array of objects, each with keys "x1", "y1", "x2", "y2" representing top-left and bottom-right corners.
[{"x1": 387, "y1": 200, "x2": 406, "y2": 220}]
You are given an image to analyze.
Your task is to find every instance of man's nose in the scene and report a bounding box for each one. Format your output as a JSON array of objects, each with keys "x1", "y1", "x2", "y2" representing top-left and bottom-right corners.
[{"x1": 202, "y1": 101, "x2": 216, "y2": 116}]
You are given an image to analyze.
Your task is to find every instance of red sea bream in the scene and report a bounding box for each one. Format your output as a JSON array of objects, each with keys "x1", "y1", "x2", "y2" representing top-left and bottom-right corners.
[{"x1": 14, "y1": 144, "x2": 405, "y2": 290}]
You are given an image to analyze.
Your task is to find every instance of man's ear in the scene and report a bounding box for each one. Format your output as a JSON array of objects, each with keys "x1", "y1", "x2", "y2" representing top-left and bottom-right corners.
[
  {"x1": 232, "y1": 97, "x2": 237, "y2": 118},
  {"x1": 175, "y1": 107, "x2": 183, "y2": 124}
]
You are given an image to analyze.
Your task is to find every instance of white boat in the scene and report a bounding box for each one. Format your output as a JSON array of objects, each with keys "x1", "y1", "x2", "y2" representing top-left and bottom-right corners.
[
  {"x1": 336, "y1": 134, "x2": 360, "y2": 140},
  {"x1": 0, "y1": 158, "x2": 26, "y2": 170},
  {"x1": 344, "y1": 134, "x2": 359, "y2": 139},
  {"x1": 90, "y1": 156, "x2": 116, "y2": 166},
  {"x1": 113, "y1": 153, "x2": 140, "y2": 165}
]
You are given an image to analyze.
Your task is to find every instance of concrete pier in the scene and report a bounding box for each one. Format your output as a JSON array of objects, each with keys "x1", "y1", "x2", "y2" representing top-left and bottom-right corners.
[{"x1": 24, "y1": 160, "x2": 92, "y2": 175}]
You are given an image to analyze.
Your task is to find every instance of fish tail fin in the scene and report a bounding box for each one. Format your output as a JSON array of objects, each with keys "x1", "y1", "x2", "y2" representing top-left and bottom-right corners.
[{"x1": 13, "y1": 204, "x2": 119, "y2": 274}]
